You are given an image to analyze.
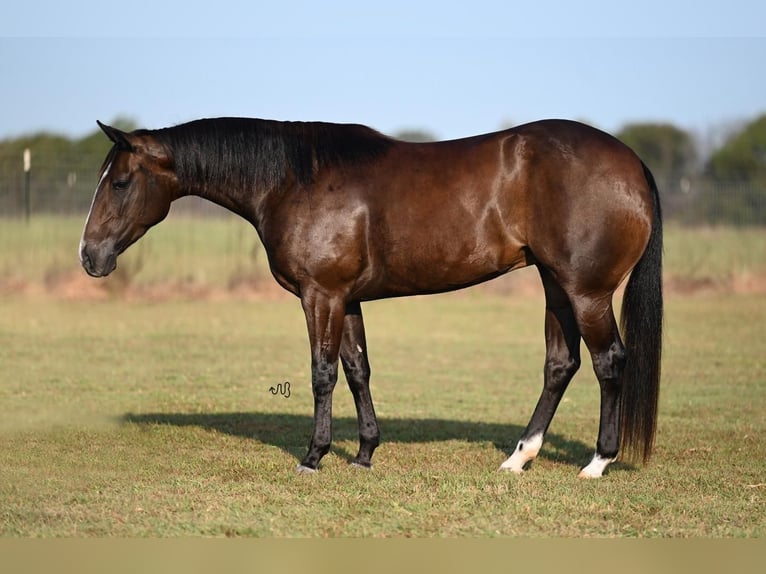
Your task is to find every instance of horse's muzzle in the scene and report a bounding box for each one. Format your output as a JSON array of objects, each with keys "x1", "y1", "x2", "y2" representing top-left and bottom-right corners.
[{"x1": 79, "y1": 242, "x2": 117, "y2": 278}]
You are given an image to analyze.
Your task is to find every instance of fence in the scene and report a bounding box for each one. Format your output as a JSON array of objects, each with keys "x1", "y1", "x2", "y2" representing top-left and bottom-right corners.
[
  {"x1": 0, "y1": 156, "x2": 764, "y2": 225},
  {"x1": 0, "y1": 155, "x2": 227, "y2": 217}
]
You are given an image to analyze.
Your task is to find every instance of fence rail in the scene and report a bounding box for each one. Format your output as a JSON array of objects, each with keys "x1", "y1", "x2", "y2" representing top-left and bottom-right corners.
[{"x1": 1, "y1": 158, "x2": 764, "y2": 225}]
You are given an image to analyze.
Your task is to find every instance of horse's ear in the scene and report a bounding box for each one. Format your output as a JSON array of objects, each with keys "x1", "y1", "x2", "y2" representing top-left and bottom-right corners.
[{"x1": 97, "y1": 120, "x2": 133, "y2": 151}]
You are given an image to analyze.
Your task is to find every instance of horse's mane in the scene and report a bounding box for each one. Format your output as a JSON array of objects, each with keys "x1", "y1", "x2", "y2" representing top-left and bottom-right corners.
[{"x1": 147, "y1": 117, "x2": 393, "y2": 192}]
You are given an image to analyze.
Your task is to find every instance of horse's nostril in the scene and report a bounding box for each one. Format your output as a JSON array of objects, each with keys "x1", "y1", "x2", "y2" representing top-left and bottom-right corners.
[
  {"x1": 80, "y1": 247, "x2": 92, "y2": 270},
  {"x1": 80, "y1": 246, "x2": 102, "y2": 277},
  {"x1": 79, "y1": 244, "x2": 117, "y2": 278}
]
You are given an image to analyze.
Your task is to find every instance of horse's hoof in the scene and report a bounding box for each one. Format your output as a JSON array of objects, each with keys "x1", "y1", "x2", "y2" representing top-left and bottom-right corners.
[
  {"x1": 350, "y1": 461, "x2": 372, "y2": 470},
  {"x1": 577, "y1": 469, "x2": 601, "y2": 479},
  {"x1": 578, "y1": 454, "x2": 615, "y2": 479},
  {"x1": 296, "y1": 464, "x2": 317, "y2": 475},
  {"x1": 498, "y1": 465, "x2": 524, "y2": 474}
]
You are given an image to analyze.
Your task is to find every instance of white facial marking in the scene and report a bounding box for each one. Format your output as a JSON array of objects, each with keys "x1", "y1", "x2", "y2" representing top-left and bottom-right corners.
[
  {"x1": 499, "y1": 433, "x2": 543, "y2": 473},
  {"x1": 97, "y1": 160, "x2": 112, "y2": 190},
  {"x1": 578, "y1": 453, "x2": 617, "y2": 479},
  {"x1": 79, "y1": 160, "x2": 112, "y2": 263},
  {"x1": 356, "y1": 344, "x2": 363, "y2": 353}
]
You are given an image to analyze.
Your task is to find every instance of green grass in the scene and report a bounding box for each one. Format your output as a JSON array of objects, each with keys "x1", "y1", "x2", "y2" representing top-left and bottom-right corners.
[
  {"x1": 0, "y1": 211, "x2": 267, "y2": 291},
  {"x1": 0, "y1": 292, "x2": 764, "y2": 537},
  {"x1": 1, "y1": 215, "x2": 764, "y2": 536},
  {"x1": 2, "y1": 214, "x2": 766, "y2": 294}
]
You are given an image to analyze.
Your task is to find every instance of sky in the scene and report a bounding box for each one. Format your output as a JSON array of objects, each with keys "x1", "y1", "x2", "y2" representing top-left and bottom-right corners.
[{"x1": 2, "y1": 1, "x2": 765, "y2": 142}]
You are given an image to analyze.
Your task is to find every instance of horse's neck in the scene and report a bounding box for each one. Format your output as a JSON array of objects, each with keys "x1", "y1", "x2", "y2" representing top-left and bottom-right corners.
[
  {"x1": 185, "y1": 181, "x2": 270, "y2": 233},
  {"x1": 183, "y1": 174, "x2": 280, "y2": 240}
]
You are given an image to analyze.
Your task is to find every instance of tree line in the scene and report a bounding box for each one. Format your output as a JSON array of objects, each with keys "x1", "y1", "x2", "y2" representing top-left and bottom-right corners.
[
  {"x1": 617, "y1": 115, "x2": 766, "y2": 225},
  {"x1": 1, "y1": 115, "x2": 764, "y2": 225}
]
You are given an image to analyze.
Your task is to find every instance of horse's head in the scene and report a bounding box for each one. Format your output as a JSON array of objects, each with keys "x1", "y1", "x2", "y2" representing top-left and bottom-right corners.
[{"x1": 79, "y1": 121, "x2": 179, "y2": 277}]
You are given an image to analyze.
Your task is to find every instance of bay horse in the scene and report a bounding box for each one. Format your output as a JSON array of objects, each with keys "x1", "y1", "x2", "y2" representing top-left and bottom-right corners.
[{"x1": 80, "y1": 117, "x2": 662, "y2": 478}]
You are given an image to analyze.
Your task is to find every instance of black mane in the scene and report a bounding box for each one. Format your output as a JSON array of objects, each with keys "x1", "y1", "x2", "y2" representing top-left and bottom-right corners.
[{"x1": 148, "y1": 118, "x2": 393, "y2": 193}]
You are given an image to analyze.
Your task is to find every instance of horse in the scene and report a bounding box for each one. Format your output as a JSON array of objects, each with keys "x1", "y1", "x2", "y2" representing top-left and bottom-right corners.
[{"x1": 79, "y1": 117, "x2": 662, "y2": 478}]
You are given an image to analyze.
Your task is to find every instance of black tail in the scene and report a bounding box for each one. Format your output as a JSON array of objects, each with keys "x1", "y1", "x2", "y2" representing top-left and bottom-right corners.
[{"x1": 619, "y1": 162, "x2": 663, "y2": 464}]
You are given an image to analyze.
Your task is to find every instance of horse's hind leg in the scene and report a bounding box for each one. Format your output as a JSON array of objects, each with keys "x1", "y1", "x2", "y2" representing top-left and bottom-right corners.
[
  {"x1": 500, "y1": 267, "x2": 581, "y2": 473},
  {"x1": 339, "y1": 302, "x2": 380, "y2": 468},
  {"x1": 571, "y1": 294, "x2": 626, "y2": 478}
]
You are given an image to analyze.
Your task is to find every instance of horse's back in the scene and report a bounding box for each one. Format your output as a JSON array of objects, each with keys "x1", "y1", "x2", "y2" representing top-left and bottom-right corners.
[
  {"x1": 376, "y1": 119, "x2": 655, "y2": 296},
  {"x1": 267, "y1": 120, "x2": 655, "y2": 301}
]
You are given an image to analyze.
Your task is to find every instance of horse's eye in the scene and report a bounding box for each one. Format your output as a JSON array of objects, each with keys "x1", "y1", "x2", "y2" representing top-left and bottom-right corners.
[{"x1": 112, "y1": 179, "x2": 130, "y2": 191}]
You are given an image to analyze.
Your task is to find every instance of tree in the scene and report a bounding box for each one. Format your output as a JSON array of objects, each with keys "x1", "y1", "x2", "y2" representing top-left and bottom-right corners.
[
  {"x1": 707, "y1": 114, "x2": 766, "y2": 183},
  {"x1": 616, "y1": 122, "x2": 699, "y2": 221},
  {"x1": 699, "y1": 114, "x2": 766, "y2": 225},
  {"x1": 617, "y1": 122, "x2": 698, "y2": 193},
  {"x1": 0, "y1": 117, "x2": 135, "y2": 215},
  {"x1": 393, "y1": 129, "x2": 436, "y2": 142}
]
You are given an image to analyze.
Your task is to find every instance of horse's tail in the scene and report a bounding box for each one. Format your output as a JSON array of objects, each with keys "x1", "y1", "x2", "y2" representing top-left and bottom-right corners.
[{"x1": 619, "y1": 162, "x2": 663, "y2": 464}]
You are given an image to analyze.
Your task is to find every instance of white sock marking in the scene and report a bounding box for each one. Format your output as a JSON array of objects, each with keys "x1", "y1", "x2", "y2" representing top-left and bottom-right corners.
[
  {"x1": 500, "y1": 433, "x2": 543, "y2": 473},
  {"x1": 578, "y1": 453, "x2": 616, "y2": 479}
]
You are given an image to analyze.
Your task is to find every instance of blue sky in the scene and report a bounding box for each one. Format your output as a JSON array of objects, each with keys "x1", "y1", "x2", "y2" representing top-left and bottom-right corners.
[{"x1": 2, "y1": 1, "x2": 765, "y2": 141}]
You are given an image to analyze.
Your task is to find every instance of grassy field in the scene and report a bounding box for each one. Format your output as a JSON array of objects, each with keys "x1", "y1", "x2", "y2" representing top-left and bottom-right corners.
[
  {"x1": 0, "y1": 289, "x2": 764, "y2": 537},
  {"x1": 0, "y1": 215, "x2": 764, "y2": 536},
  {"x1": 2, "y1": 212, "x2": 766, "y2": 296}
]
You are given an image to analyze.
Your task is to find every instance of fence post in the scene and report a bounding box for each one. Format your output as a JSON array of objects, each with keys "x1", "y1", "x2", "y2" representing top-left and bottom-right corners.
[{"x1": 23, "y1": 148, "x2": 31, "y2": 222}]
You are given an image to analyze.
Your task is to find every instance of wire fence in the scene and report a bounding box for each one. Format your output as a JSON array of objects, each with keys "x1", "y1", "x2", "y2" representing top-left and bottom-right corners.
[
  {"x1": 0, "y1": 156, "x2": 225, "y2": 217},
  {"x1": 1, "y1": 156, "x2": 764, "y2": 225}
]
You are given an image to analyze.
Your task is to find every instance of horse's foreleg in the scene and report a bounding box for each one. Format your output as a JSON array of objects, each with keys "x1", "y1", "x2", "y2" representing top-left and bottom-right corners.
[
  {"x1": 297, "y1": 290, "x2": 346, "y2": 473},
  {"x1": 501, "y1": 268, "x2": 581, "y2": 473},
  {"x1": 339, "y1": 301, "x2": 380, "y2": 468}
]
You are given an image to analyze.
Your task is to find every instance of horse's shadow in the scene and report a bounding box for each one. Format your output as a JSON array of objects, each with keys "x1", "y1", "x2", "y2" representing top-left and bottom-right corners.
[{"x1": 122, "y1": 411, "x2": 599, "y2": 469}]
